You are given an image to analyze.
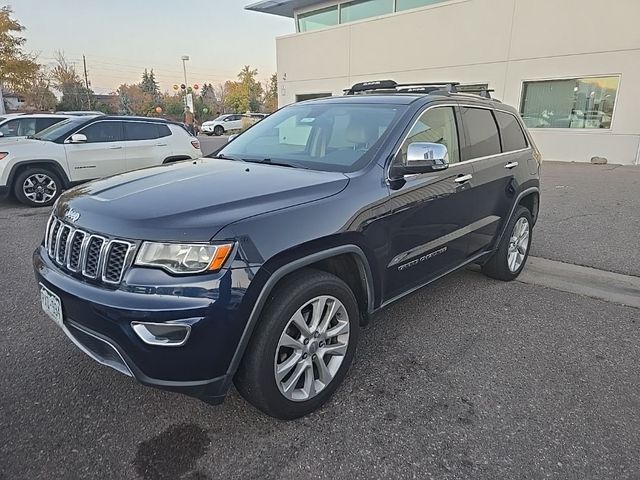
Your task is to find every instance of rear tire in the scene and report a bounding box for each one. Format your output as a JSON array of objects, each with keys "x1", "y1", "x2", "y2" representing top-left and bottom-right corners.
[
  {"x1": 234, "y1": 269, "x2": 360, "y2": 419},
  {"x1": 481, "y1": 206, "x2": 533, "y2": 281},
  {"x1": 213, "y1": 125, "x2": 224, "y2": 136},
  {"x1": 13, "y1": 167, "x2": 63, "y2": 207}
]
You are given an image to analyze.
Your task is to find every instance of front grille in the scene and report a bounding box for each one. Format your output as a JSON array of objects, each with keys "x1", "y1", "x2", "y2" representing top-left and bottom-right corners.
[{"x1": 44, "y1": 216, "x2": 135, "y2": 286}]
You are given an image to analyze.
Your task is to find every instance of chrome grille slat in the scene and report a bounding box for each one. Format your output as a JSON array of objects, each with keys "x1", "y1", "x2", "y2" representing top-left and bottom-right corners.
[{"x1": 45, "y1": 216, "x2": 135, "y2": 286}]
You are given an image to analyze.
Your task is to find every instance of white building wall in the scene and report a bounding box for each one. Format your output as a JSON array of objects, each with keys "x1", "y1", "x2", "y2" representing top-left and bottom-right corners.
[{"x1": 276, "y1": 0, "x2": 640, "y2": 165}]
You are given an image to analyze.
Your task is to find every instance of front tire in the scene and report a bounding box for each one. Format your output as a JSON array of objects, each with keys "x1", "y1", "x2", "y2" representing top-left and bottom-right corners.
[
  {"x1": 13, "y1": 167, "x2": 63, "y2": 207},
  {"x1": 234, "y1": 269, "x2": 360, "y2": 419},
  {"x1": 213, "y1": 125, "x2": 224, "y2": 136},
  {"x1": 481, "y1": 205, "x2": 533, "y2": 281}
]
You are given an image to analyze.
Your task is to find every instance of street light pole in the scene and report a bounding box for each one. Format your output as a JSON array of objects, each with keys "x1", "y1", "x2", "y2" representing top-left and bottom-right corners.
[{"x1": 181, "y1": 55, "x2": 189, "y2": 107}]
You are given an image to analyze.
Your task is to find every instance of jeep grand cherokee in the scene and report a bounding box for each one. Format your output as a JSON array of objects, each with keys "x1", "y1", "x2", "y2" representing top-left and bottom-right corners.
[{"x1": 34, "y1": 81, "x2": 541, "y2": 419}]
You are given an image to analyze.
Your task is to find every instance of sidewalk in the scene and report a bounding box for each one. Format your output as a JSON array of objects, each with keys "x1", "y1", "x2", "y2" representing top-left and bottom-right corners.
[{"x1": 531, "y1": 162, "x2": 640, "y2": 277}]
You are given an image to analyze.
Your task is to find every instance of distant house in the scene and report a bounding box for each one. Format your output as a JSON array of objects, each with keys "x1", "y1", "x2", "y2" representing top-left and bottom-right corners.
[{"x1": 1, "y1": 90, "x2": 26, "y2": 112}]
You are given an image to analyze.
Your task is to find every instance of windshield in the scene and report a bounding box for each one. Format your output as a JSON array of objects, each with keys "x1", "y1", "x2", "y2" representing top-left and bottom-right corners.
[
  {"x1": 33, "y1": 117, "x2": 87, "y2": 141},
  {"x1": 217, "y1": 103, "x2": 405, "y2": 172}
]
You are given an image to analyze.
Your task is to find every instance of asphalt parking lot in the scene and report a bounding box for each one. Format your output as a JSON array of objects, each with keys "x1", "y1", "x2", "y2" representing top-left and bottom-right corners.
[{"x1": 1, "y1": 161, "x2": 639, "y2": 480}]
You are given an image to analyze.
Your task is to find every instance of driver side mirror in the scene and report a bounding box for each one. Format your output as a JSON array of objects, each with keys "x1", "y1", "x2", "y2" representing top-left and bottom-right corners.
[
  {"x1": 68, "y1": 133, "x2": 87, "y2": 144},
  {"x1": 390, "y1": 142, "x2": 449, "y2": 178}
]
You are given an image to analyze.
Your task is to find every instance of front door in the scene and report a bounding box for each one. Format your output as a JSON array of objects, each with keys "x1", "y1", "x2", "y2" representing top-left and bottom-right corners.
[
  {"x1": 384, "y1": 105, "x2": 475, "y2": 301},
  {"x1": 64, "y1": 121, "x2": 126, "y2": 181}
]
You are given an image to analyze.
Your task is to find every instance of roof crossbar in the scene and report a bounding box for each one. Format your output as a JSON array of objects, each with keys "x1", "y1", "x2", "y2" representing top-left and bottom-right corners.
[{"x1": 344, "y1": 80, "x2": 460, "y2": 95}]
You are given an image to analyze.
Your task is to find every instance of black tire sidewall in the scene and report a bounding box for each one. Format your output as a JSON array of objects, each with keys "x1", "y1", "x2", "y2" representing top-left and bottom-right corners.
[
  {"x1": 235, "y1": 270, "x2": 360, "y2": 419},
  {"x1": 214, "y1": 126, "x2": 224, "y2": 136},
  {"x1": 13, "y1": 168, "x2": 62, "y2": 207}
]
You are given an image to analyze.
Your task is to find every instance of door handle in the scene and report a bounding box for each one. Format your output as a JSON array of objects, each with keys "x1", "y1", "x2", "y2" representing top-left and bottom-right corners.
[
  {"x1": 156, "y1": 143, "x2": 168, "y2": 147},
  {"x1": 108, "y1": 145, "x2": 122, "y2": 150},
  {"x1": 454, "y1": 174, "x2": 473, "y2": 184},
  {"x1": 505, "y1": 161, "x2": 519, "y2": 169}
]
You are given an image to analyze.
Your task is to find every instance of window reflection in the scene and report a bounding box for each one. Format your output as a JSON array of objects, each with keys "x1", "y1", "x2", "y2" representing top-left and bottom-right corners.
[{"x1": 520, "y1": 77, "x2": 619, "y2": 129}]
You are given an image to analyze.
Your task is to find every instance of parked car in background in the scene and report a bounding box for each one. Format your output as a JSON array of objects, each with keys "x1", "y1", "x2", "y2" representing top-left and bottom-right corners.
[
  {"x1": 0, "y1": 114, "x2": 71, "y2": 140},
  {"x1": 34, "y1": 80, "x2": 541, "y2": 419},
  {"x1": 201, "y1": 113, "x2": 267, "y2": 136},
  {"x1": 0, "y1": 115, "x2": 202, "y2": 207},
  {"x1": 56, "y1": 111, "x2": 107, "y2": 116}
]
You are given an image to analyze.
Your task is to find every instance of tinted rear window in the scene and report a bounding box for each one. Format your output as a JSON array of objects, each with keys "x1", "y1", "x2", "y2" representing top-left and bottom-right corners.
[
  {"x1": 125, "y1": 122, "x2": 159, "y2": 141},
  {"x1": 460, "y1": 107, "x2": 501, "y2": 160},
  {"x1": 495, "y1": 111, "x2": 528, "y2": 151}
]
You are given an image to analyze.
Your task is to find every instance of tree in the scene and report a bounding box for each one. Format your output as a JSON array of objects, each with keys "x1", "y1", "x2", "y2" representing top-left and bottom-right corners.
[
  {"x1": 224, "y1": 65, "x2": 264, "y2": 113},
  {"x1": 22, "y1": 70, "x2": 57, "y2": 111},
  {"x1": 140, "y1": 68, "x2": 159, "y2": 97},
  {"x1": 51, "y1": 51, "x2": 94, "y2": 110},
  {"x1": 117, "y1": 83, "x2": 154, "y2": 116},
  {"x1": 263, "y1": 73, "x2": 278, "y2": 113},
  {"x1": 0, "y1": 6, "x2": 39, "y2": 94}
]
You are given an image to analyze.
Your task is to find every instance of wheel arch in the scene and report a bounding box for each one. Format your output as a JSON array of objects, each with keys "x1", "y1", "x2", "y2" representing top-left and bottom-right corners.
[
  {"x1": 225, "y1": 245, "x2": 375, "y2": 383},
  {"x1": 8, "y1": 160, "x2": 71, "y2": 190},
  {"x1": 494, "y1": 186, "x2": 540, "y2": 249}
]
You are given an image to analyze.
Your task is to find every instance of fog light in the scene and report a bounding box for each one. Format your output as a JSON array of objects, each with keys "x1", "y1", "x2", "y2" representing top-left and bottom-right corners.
[{"x1": 131, "y1": 322, "x2": 191, "y2": 347}]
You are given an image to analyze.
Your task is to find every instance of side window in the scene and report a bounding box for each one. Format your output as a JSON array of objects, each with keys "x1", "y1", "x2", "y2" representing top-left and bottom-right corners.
[
  {"x1": 398, "y1": 106, "x2": 460, "y2": 165},
  {"x1": 0, "y1": 119, "x2": 20, "y2": 136},
  {"x1": 157, "y1": 124, "x2": 171, "y2": 138},
  {"x1": 460, "y1": 107, "x2": 501, "y2": 160},
  {"x1": 495, "y1": 111, "x2": 528, "y2": 152},
  {"x1": 124, "y1": 122, "x2": 159, "y2": 141},
  {"x1": 36, "y1": 117, "x2": 65, "y2": 132},
  {"x1": 17, "y1": 118, "x2": 37, "y2": 136},
  {"x1": 80, "y1": 121, "x2": 124, "y2": 143}
]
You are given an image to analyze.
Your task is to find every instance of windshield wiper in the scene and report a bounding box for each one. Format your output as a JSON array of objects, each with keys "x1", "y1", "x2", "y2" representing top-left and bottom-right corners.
[
  {"x1": 245, "y1": 158, "x2": 307, "y2": 169},
  {"x1": 208, "y1": 153, "x2": 246, "y2": 162}
]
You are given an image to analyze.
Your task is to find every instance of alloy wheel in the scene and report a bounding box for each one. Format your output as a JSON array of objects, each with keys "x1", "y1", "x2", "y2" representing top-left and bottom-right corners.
[
  {"x1": 22, "y1": 173, "x2": 57, "y2": 204},
  {"x1": 274, "y1": 295, "x2": 350, "y2": 402},
  {"x1": 507, "y1": 217, "x2": 530, "y2": 272}
]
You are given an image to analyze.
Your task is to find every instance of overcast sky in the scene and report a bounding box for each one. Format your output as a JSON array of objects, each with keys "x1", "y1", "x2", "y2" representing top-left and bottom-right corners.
[{"x1": 10, "y1": 0, "x2": 293, "y2": 93}]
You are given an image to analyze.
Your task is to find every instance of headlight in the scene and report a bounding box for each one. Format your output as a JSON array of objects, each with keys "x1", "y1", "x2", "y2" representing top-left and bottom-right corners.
[
  {"x1": 0, "y1": 152, "x2": 8, "y2": 160},
  {"x1": 135, "y1": 242, "x2": 234, "y2": 274}
]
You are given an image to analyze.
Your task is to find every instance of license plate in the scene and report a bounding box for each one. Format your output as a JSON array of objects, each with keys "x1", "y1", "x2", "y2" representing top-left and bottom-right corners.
[{"x1": 40, "y1": 284, "x2": 63, "y2": 328}]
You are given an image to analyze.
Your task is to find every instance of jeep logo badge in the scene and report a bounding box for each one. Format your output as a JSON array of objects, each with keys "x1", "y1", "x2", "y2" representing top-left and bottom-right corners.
[{"x1": 64, "y1": 208, "x2": 81, "y2": 223}]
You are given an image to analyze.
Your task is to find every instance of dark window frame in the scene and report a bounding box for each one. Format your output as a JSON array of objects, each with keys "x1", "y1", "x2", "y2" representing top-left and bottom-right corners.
[
  {"x1": 458, "y1": 106, "x2": 502, "y2": 161},
  {"x1": 123, "y1": 121, "x2": 161, "y2": 141}
]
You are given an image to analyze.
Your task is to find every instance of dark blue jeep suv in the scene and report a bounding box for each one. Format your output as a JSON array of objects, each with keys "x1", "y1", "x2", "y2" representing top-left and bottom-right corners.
[{"x1": 34, "y1": 81, "x2": 541, "y2": 419}]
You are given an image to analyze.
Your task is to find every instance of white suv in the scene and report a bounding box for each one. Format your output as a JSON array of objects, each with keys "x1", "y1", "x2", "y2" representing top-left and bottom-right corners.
[
  {"x1": 200, "y1": 113, "x2": 267, "y2": 136},
  {"x1": 0, "y1": 115, "x2": 202, "y2": 207}
]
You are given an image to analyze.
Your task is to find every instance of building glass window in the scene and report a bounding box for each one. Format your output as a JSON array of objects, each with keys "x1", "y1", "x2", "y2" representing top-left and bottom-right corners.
[
  {"x1": 298, "y1": 6, "x2": 339, "y2": 32},
  {"x1": 340, "y1": 0, "x2": 394, "y2": 23},
  {"x1": 396, "y1": 0, "x2": 448, "y2": 12},
  {"x1": 520, "y1": 76, "x2": 619, "y2": 129}
]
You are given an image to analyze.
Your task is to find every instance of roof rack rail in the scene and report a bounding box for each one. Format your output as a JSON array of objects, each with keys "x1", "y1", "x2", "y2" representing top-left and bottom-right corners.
[{"x1": 343, "y1": 80, "x2": 501, "y2": 100}]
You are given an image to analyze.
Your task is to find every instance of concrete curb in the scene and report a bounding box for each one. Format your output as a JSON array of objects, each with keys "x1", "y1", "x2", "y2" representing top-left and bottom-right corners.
[{"x1": 517, "y1": 256, "x2": 640, "y2": 309}]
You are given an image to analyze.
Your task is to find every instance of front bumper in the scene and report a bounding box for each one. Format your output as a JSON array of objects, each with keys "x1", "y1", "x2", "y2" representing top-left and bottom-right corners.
[{"x1": 33, "y1": 245, "x2": 258, "y2": 403}]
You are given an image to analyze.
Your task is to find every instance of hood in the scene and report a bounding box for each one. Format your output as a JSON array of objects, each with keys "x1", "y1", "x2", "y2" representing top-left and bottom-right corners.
[
  {"x1": 55, "y1": 158, "x2": 350, "y2": 242},
  {"x1": 0, "y1": 138, "x2": 58, "y2": 156}
]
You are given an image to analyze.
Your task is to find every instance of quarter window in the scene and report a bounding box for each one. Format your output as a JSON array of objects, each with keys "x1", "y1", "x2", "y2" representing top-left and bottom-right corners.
[
  {"x1": 125, "y1": 122, "x2": 159, "y2": 141},
  {"x1": 495, "y1": 111, "x2": 528, "y2": 152},
  {"x1": 397, "y1": 106, "x2": 460, "y2": 165},
  {"x1": 157, "y1": 124, "x2": 171, "y2": 138},
  {"x1": 460, "y1": 107, "x2": 501, "y2": 160},
  {"x1": 520, "y1": 76, "x2": 619, "y2": 129},
  {"x1": 80, "y1": 121, "x2": 124, "y2": 143}
]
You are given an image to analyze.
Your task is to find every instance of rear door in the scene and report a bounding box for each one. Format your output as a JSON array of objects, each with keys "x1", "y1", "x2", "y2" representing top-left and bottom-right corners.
[
  {"x1": 123, "y1": 121, "x2": 170, "y2": 170},
  {"x1": 64, "y1": 120, "x2": 126, "y2": 180},
  {"x1": 384, "y1": 105, "x2": 475, "y2": 300},
  {"x1": 460, "y1": 107, "x2": 529, "y2": 255}
]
